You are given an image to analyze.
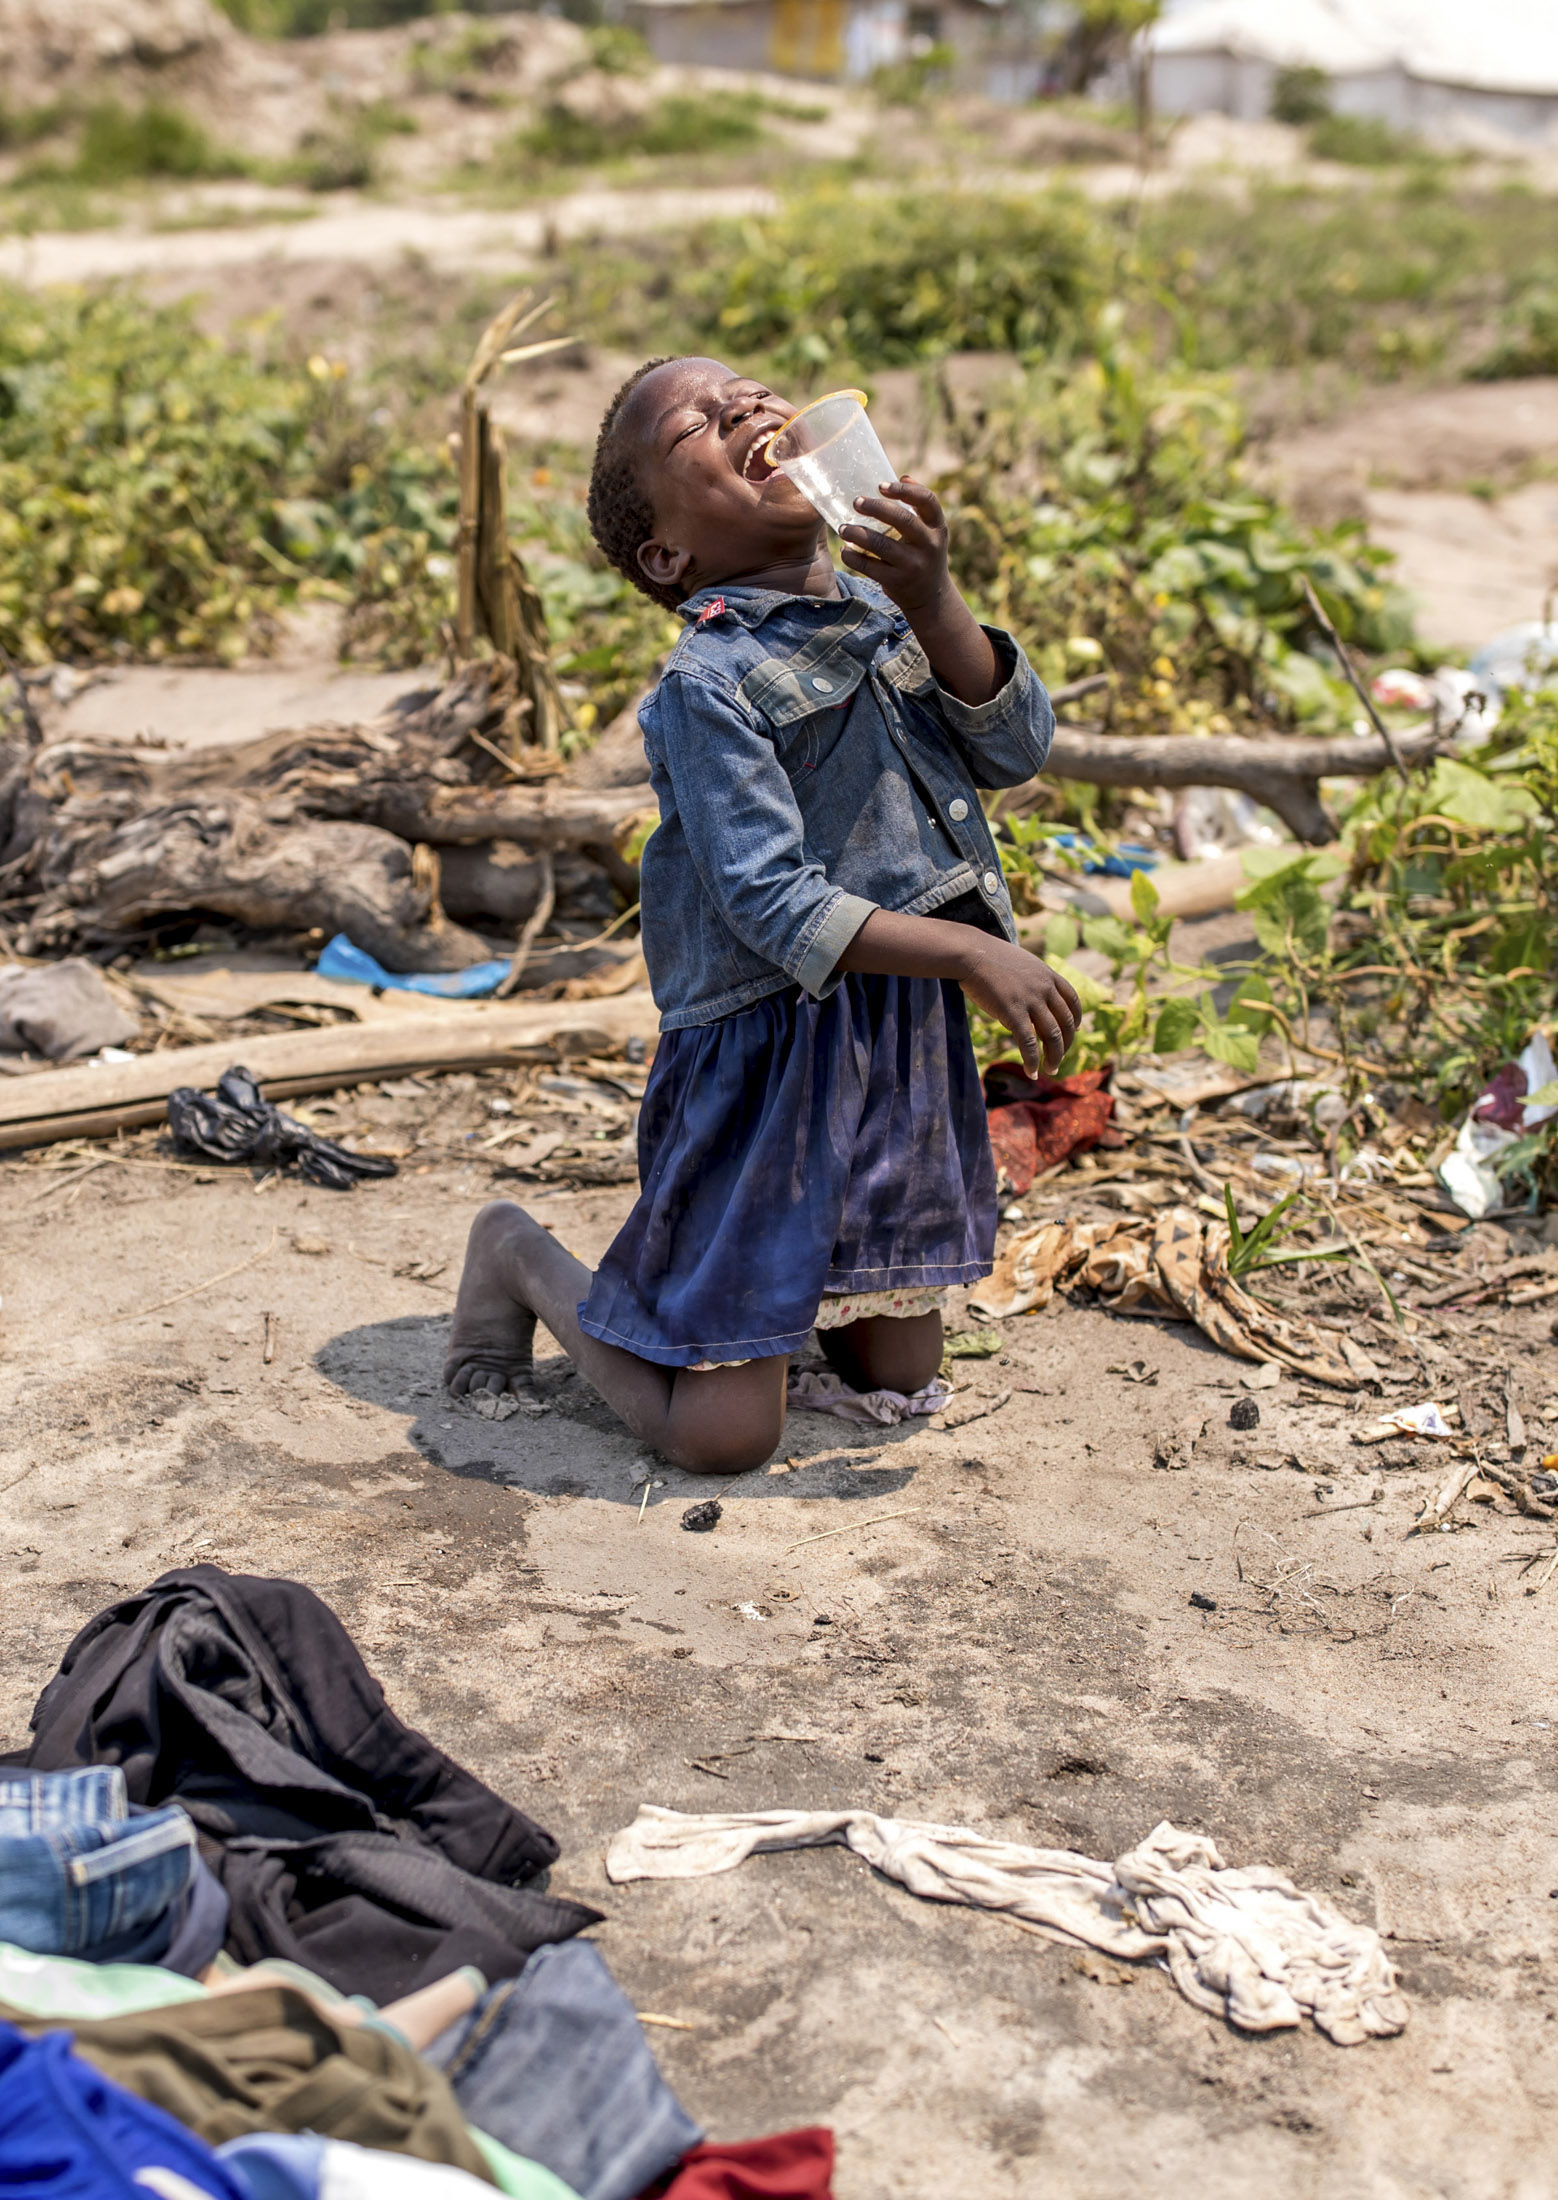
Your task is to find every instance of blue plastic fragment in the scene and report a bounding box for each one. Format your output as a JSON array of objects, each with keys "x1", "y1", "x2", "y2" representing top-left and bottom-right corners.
[
  {"x1": 315, "y1": 934, "x2": 512, "y2": 998},
  {"x1": 1045, "y1": 832, "x2": 1160, "y2": 879}
]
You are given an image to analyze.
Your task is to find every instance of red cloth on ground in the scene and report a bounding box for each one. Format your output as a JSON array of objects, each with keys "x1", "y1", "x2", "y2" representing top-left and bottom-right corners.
[
  {"x1": 983, "y1": 1060, "x2": 1120, "y2": 1194},
  {"x1": 639, "y1": 2128, "x2": 835, "y2": 2200}
]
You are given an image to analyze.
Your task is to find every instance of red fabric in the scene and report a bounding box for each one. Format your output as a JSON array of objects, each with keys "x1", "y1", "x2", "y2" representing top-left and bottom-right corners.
[
  {"x1": 639, "y1": 2128, "x2": 835, "y2": 2200},
  {"x1": 982, "y1": 1060, "x2": 1120, "y2": 1194}
]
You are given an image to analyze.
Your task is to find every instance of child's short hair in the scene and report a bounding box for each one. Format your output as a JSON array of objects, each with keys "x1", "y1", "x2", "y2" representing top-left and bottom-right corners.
[{"x1": 587, "y1": 356, "x2": 682, "y2": 614}]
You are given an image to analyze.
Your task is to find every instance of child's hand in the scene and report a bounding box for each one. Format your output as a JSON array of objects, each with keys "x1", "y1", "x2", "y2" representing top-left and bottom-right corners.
[
  {"x1": 839, "y1": 478, "x2": 1000, "y2": 706},
  {"x1": 959, "y1": 939, "x2": 1082, "y2": 1077},
  {"x1": 839, "y1": 478, "x2": 953, "y2": 618}
]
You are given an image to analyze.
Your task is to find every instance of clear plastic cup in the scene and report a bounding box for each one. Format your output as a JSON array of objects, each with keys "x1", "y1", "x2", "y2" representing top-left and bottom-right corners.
[{"x1": 761, "y1": 389, "x2": 896, "y2": 536}]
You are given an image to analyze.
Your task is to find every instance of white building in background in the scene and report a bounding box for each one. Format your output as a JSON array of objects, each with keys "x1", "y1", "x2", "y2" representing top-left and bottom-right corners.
[{"x1": 1146, "y1": 0, "x2": 1558, "y2": 144}]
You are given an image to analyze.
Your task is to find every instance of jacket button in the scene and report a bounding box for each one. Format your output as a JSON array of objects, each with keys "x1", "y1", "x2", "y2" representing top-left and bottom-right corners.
[
  {"x1": 948, "y1": 798, "x2": 968, "y2": 822},
  {"x1": 811, "y1": 675, "x2": 834, "y2": 693},
  {"x1": 982, "y1": 870, "x2": 1000, "y2": 895}
]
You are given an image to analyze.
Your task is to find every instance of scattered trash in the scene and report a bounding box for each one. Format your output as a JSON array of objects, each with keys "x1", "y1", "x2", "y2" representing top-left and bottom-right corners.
[
  {"x1": 983, "y1": 1061, "x2": 1121, "y2": 1195},
  {"x1": 928, "y1": 1389, "x2": 1011, "y2": 1433},
  {"x1": 0, "y1": 959, "x2": 138, "y2": 1063},
  {"x1": 1188, "y1": 1591, "x2": 1218, "y2": 1612},
  {"x1": 970, "y1": 1207, "x2": 1375, "y2": 1388},
  {"x1": 732, "y1": 1601, "x2": 766, "y2": 1621},
  {"x1": 682, "y1": 1501, "x2": 722, "y2": 1533},
  {"x1": 1172, "y1": 787, "x2": 1285, "y2": 862},
  {"x1": 1468, "y1": 620, "x2": 1558, "y2": 701},
  {"x1": 1440, "y1": 1031, "x2": 1558, "y2": 1218},
  {"x1": 1045, "y1": 830, "x2": 1160, "y2": 878},
  {"x1": 168, "y1": 1066, "x2": 398, "y2": 1191},
  {"x1": 1229, "y1": 1396, "x2": 1261, "y2": 1431},
  {"x1": 315, "y1": 934, "x2": 514, "y2": 999},
  {"x1": 787, "y1": 1369, "x2": 951, "y2": 1426},
  {"x1": 1241, "y1": 1362, "x2": 1282, "y2": 1392},
  {"x1": 1355, "y1": 1401, "x2": 1456, "y2": 1445},
  {"x1": 1108, "y1": 1359, "x2": 1159, "y2": 1385}
]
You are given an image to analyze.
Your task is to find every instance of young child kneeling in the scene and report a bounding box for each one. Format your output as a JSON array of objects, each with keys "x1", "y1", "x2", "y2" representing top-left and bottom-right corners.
[{"x1": 445, "y1": 357, "x2": 1078, "y2": 1473}]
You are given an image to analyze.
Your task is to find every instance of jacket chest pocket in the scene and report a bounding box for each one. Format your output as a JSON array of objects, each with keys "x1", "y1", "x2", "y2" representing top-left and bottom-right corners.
[{"x1": 737, "y1": 649, "x2": 870, "y2": 781}]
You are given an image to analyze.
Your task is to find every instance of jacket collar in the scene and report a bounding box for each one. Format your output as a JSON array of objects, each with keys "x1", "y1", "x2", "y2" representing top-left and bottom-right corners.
[{"x1": 676, "y1": 572, "x2": 884, "y2": 629}]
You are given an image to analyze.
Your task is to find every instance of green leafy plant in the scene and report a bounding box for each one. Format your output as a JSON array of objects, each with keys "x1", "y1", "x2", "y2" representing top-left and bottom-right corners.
[
  {"x1": 1269, "y1": 67, "x2": 1331, "y2": 128},
  {"x1": 1308, "y1": 111, "x2": 1416, "y2": 167},
  {"x1": 19, "y1": 101, "x2": 246, "y2": 186},
  {"x1": 1221, "y1": 1185, "x2": 1345, "y2": 1278},
  {"x1": 942, "y1": 345, "x2": 1409, "y2": 735},
  {"x1": 1470, "y1": 281, "x2": 1558, "y2": 379}
]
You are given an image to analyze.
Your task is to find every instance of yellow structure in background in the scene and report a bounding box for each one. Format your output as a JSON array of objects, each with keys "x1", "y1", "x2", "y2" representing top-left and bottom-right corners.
[{"x1": 768, "y1": 0, "x2": 847, "y2": 79}]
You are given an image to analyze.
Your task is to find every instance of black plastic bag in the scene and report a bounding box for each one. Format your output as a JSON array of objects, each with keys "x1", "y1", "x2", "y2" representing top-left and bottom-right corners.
[{"x1": 167, "y1": 1067, "x2": 398, "y2": 1192}]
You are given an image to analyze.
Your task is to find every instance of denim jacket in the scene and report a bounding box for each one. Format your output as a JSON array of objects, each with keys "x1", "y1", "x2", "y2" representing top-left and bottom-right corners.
[{"x1": 638, "y1": 573, "x2": 1053, "y2": 1029}]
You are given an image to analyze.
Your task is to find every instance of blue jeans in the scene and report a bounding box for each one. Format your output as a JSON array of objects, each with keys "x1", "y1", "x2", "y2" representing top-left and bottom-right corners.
[
  {"x1": 426, "y1": 1939, "x2": 702, "y2": 2200},
  {"x1": 0, "y1": 1766, "x2": 199, "y2": 1964}
]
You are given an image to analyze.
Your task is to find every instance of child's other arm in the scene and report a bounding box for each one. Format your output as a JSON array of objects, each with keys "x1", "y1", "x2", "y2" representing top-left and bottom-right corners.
[
  {"x1": 840, "y1": 478, "x2": 1051, "y2": 780},
  {"x1": 836, "y1": 909, "x2": 1080, "y2": 1077}
]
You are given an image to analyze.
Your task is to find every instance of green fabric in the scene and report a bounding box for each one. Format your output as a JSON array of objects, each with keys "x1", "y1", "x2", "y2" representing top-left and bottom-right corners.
[
  {"x1": 0, "y1": 1941, "x2": 207, "y2": 2022},
  {"x1": 470, "y1": 2128, "x2": 581, "y2": 2200},
  {"x1": 0, "y1": 1949, "x2": 573, "y2": 2199},
  {"x1": 0, "y1": 1983, "x2": 498, "y2": 2182}
]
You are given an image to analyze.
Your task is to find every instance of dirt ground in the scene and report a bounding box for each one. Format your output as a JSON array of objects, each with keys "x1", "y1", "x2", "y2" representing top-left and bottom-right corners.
[{"x1": 3, "y1": 1068, "x2": 1557, "y2": 2200}]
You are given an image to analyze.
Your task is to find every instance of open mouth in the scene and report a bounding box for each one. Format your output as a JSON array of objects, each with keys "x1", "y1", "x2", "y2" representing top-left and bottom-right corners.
[{"x1": 739, "y1": 424, "x2": 781, "y2": 485}]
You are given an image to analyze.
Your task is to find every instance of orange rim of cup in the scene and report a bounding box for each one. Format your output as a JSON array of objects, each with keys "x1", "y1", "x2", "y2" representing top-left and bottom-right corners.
[{"x1": 760, "y1": 388, "x2": 872, "y2": 465}]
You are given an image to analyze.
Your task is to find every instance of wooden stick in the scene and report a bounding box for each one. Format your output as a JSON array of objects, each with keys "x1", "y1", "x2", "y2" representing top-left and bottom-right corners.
[
  {"x1": 0, "y1": 994, "x2": 659, "y2": 1152},
  {"x1": 786, "y1": 1509, "x2": 915, "y2": 1553},
  {"x1": 1300, "y1": 576, "x2": 1411, "y2": 781},
  {"x1": 263, "y1": 1312, "x2": 277, "y2": 1366},
  {"x1": 495, "y1": 850, "x2": 556, "y2": 1000}
]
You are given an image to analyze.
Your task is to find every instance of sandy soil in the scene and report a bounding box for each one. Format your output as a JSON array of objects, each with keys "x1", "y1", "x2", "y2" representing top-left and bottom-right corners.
[
  {"x1": 2, "y1": 1067, "x2": 1556, "y2": 2199},
  {"x1": 1258, "y1": 379, "x2": 1558, "y2": 649}
]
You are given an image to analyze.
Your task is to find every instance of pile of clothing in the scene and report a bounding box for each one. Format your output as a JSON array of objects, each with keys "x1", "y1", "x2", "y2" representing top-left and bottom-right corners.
[{"x1": 0, "y1": 1567, "x2": 834, "y2": 2200}]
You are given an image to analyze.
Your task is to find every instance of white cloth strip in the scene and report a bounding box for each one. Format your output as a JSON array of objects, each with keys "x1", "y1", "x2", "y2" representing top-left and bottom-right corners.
[{"x1": 605, "y1": 1807, "x2": 1406, "y2": 2045}]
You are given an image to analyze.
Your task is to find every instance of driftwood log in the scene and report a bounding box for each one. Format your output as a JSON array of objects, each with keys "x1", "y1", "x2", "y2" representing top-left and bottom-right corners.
[{"x1": 0, "y1": 665, "x2": 656, "y2": 971}]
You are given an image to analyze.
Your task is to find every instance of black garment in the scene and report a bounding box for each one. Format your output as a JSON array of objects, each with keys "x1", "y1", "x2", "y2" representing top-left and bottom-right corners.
[
  {"x1": 168, "y1": 1067, "x2": 398, "y2": 1192},
  {"x1": 6, "y1": 1567, "x2": 599, "y2": 2002}
]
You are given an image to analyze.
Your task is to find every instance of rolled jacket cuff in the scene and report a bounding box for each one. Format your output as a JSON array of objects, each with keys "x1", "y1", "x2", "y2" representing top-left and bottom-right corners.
[
  {"x1": 937, "y1": 631, "x2": 1044, "y2": 739},
  {"x1": 794, "y1": 891, "x2": 878, "y2": 998}
]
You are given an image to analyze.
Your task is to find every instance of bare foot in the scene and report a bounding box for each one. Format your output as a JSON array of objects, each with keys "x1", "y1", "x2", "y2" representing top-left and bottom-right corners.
[{"x1": 444, "y1": 1201, "x2": 544, "y2": 1397}]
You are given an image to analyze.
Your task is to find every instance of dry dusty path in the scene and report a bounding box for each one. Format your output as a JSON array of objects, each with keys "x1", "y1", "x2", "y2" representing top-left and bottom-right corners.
[
  {"x1": 0, "y1": 182, "x2": 778, "y2": 287},
  {"x1": 2, "y1": 1074, "x2": 1555, "y2": 2200}
]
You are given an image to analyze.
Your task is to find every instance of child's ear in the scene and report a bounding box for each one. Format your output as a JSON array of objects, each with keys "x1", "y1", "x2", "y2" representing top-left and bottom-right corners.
[{"x1": 638, "y1": 538, "x2": 694, "y2": 594}]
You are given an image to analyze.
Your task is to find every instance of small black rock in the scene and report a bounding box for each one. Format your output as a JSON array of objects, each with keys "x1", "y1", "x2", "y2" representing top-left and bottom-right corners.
[
  {"x1": 1189, "y1": 1590, "x2": 1218, "y2": 1612},
  {"x1": 1229, "y1": 1396, "x2": 1261, "y2": 1431},
  {"x1": 681, "y1": 1500, "x2": 722, "y2": 1533},
  {"x1": 812, "y1": 1613, "x2": 832, "y2": 1626},
  {"x1": 864, "y1": 1751, "x2": 884, "y2": 1762}
]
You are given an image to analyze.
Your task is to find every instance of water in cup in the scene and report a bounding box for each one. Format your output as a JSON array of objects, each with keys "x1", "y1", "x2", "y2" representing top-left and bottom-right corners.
[{"x1": 763, "y1": 390, "x2": 896, "y2": 536}]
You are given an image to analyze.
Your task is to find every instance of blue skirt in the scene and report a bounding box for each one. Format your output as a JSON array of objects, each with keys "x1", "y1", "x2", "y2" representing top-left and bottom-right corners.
[{"x1": 577, "y1": 974, "x2": 998, "y2": 1368}]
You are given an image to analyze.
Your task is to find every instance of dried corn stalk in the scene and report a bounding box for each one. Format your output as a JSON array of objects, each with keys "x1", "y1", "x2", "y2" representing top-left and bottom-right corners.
[{"x1": 455, "y1": 291, "x2": 574, "y2": 758}]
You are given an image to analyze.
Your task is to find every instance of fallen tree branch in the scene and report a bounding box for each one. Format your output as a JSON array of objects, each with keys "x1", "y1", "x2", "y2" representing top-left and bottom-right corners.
[{"x1": 1028, "y1": 724, "x2": 1446, "y2": 844}]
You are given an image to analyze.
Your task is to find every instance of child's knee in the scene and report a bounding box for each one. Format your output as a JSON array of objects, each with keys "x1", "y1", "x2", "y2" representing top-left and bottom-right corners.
[{"x1": 665, "y1": 1368, "x2": 784, "y2": 1474}]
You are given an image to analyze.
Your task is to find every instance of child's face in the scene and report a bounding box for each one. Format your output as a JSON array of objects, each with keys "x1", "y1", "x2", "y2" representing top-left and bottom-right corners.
[{"x1": 623, "y1": 357, "x2": 825, "y2": 598}]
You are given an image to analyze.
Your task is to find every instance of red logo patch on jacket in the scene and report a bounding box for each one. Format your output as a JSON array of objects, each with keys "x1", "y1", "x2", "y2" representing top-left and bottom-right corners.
[{"x1": 696, "y1": 597, "x2": 726, "y2": 625}]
